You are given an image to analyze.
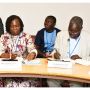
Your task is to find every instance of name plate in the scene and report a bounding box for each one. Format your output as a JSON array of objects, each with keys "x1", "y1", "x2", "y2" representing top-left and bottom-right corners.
[
  {"x1": 48, "y1": 61, "x2": 72, "y2": 68},
  {"x1": 0, "y1": 58, "x2": 22, "y2": 71}
]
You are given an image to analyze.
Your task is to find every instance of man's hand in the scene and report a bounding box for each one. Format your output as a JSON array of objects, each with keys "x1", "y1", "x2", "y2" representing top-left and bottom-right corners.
[
  {"x1": 71, "y1": 55, "x2": 82, "y2": 60},
  {"x1": 45, "y1": 52, "x2": 52, "y2": 58},
  {"x1": 26, "y1": 52, "x2": 36, "y2": 60},
  {"x1": 54, "y1": 52, "x2": 61, "y2": 59}
]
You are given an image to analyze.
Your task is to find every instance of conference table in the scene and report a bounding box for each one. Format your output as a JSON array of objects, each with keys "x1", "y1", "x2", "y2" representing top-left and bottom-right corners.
[{"x1": 0, "y1": 58, "x2": 90, "y2": 83}]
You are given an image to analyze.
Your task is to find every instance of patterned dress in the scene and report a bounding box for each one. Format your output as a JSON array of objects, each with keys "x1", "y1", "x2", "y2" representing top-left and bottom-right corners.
[{"x1": 0, "y1": 32, "x2": 42, "y2": 87}]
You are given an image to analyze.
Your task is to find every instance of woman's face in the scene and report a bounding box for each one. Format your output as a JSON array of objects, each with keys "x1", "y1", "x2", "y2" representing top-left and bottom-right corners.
[{"x1": 10, "y1": 19, "x2": 21, "y2": 36}]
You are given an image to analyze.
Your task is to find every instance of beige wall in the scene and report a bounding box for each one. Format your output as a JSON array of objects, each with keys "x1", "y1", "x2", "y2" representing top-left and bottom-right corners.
[{"x1": 0, "y1": 3, "x2": 90, "y2": 35}]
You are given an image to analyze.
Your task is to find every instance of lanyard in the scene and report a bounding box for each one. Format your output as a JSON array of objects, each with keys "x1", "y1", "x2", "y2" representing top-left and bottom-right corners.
[
  {"x1": 69, "y1": 37, "x2": 80, "y2": 57},
  {"x1": 11, "y1": 35, "x2": 20, "y2": 52}
]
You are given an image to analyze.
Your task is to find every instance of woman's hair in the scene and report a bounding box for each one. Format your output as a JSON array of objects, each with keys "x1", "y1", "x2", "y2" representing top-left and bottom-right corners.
[
  {"x1": 69, "y1": 16, "x2": 83, "y2": 28},
  {"x1": 45, "y1": 15, "x2": 56, "y2": 24},
  {"x1": 6, "y1": 15, "x2": 24, "y2": 34}
]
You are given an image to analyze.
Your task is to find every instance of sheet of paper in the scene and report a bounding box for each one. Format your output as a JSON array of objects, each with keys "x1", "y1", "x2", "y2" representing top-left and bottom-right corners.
[
  {"x1": 24, "y1": 58, "x2": 41, "y2": 65},
  {"x1": 75, "y1": 59, "x2": 90, "y2": 66}
]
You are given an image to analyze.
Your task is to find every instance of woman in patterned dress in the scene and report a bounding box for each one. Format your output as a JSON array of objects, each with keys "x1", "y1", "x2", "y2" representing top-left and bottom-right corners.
[{"x1": 0, "y1": 15, "x2": 41, "y2": 87}]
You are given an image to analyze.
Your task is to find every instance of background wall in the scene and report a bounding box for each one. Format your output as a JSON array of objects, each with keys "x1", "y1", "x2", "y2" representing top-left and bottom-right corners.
[{"x1": 0, "y1": 3, "x2": 90, "y2": 35}]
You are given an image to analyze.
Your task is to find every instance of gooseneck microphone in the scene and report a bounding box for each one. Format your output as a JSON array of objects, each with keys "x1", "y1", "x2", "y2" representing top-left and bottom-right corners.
[{"x1": 67, "y1": 38, "x2": 70, "y2": 42}]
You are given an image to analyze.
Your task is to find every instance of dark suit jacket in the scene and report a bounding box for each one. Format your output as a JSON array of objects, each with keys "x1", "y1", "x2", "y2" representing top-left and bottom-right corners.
[{"x1": 35, "y1": 28, "x2": 61, "y2": 52}]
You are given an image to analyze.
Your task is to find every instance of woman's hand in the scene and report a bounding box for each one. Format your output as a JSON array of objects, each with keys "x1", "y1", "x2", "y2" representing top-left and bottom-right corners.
[
  {"x1": 0, "y1": 53, "x2": 17, "y2": 59},
  {"x1": 71, "y1": 54, "x2": 82, "y2": 60},
  {"x1": 26, "y1": 52, "x2": 36, "y2": 60}
]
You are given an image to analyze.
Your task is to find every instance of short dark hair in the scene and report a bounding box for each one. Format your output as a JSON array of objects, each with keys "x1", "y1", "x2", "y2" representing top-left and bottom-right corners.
[
  {"x1": 69, "y1": 16, "x2": 83, "y2": 28},
  {"x1": 6, "y1": 15, "x2": 24, "y2": 34},
  {"x1": 45, "y1": 15, "x2": 56, "y2": 24}
]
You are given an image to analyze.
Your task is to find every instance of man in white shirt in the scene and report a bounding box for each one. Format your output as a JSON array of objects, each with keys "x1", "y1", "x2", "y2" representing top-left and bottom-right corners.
[{"x1": 47, "y1": 16, "x2": 90, "y2": 87}]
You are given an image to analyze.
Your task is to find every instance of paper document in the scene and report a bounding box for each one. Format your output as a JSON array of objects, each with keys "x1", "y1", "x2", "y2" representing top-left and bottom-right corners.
[
  {"x1": 24, "y1": 58, "x2": 41, "y2": 65},
  {"x1": 75, "y1": 59, "x2": 90, "y2": 66},
  {"x1": 48, "y1": 61, "x2": 72, "y2": 68}
]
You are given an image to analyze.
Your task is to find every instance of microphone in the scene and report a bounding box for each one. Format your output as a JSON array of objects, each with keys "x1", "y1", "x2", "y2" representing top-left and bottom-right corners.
[
  {"x1": 67, "y1": 38, "x2": 70, "y2": 42},
  {"x1": 8, "y1": 43, "x2": 18, "y2": 61},
  {"x1": 8, "y1": 43, "x2": 12, "y2": 59}
]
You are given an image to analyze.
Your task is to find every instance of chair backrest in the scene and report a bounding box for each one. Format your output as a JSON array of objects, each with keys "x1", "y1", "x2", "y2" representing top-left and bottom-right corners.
[{"x1": 31, "y1": 35, "x2": 36, "y2": 43}]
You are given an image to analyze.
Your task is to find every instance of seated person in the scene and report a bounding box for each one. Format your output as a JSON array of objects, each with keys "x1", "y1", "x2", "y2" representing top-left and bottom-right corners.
[
  {"x1": 0, "y1": 17, "x2": 4, "y2": 37},
  {"x1": 47, "y1": 16, "x2": 90, "y2": 87},
  {"x1": 35, "y1": 15, "x2": 60, "y2": 58},
  {"x1": 0, "y1": 15, "x2": 41, "y2": 87},
  {"x1": 0, "y1": 17, "x2": 4, "y2": 87}
]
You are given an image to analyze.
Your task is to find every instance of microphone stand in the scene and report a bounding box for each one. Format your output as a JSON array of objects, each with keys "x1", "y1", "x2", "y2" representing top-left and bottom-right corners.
[
  {"x1": 8, "y1": 43, "x2": 17, "y2": 61},
  {"x1": 10, "y1": 44, "x2": 11, "y2": 60}
]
